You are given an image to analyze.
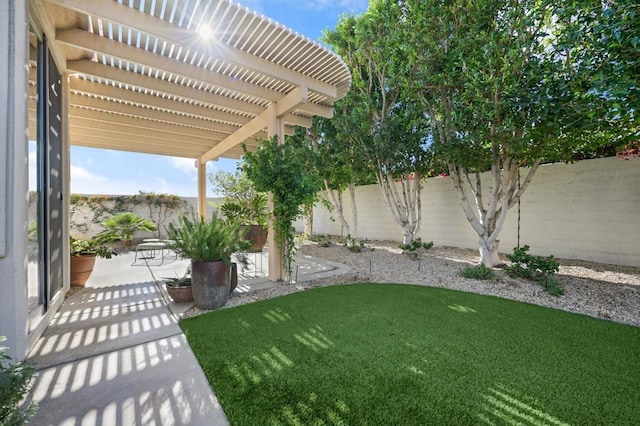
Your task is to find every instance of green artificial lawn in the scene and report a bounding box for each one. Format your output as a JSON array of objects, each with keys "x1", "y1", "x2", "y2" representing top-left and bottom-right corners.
[{"x1": 181, "y1": 284, "x2": 640, "y2": 425}]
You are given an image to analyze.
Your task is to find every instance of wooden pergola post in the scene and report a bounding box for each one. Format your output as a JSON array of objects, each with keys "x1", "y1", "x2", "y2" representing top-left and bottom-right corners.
[
  {"x1": 267, "y1": 104, "x2": 286, "y2": 281},
  {"x1": 197, "y1": 158, "x2": 207, "y2": 218}
]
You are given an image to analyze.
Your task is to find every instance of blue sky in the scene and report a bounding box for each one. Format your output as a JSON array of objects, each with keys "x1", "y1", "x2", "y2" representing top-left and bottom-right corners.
[{"x1": 45, "y1": 0, "x2": 368, "y2": 197}]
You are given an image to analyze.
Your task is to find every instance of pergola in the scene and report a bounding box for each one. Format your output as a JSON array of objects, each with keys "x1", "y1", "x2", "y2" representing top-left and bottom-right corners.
[{"x1": 28, "y1": 0, "x2": 351, "y2": 280}]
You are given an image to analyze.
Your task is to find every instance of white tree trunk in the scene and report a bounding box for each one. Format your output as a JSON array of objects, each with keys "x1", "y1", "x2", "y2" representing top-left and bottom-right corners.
[
  {"x1": 304, "y1": 208, "x2": 313, "y2": 237},
  {"x1": 377, "y1": 169, "x2": 422, "y2": 245},
  {"x1": 321, "y1": 184, "x2": 351, "y2": 237},
  {"x1": 448, "y1": 158, "x2": 540, "y2": 267},
  {"x1": 348, "y1": 182, "x2": 358, "y2": 237}
]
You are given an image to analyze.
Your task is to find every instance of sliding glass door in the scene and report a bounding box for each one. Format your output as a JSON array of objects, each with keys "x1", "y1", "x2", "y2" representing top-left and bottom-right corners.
[{"x1": 27, "y1": 28, "x2": 64, "y2": 328}]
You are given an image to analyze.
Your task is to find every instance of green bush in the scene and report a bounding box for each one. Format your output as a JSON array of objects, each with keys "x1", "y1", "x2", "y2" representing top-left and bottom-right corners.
[
  {"x1": 460, "y1": 264, "x2": 496, "y2": 280},
  {"x1": 98, "y1": 212, "x2": 157, "y2": 246},
  {"x1": 343, "y1": 235, "x2": 365, "y2": 253},
  {"x1": 0, "y1": 337, "x2": 37, "y2": 425},
  {"x1": 399, "y1": 238, "x2": 433, "y2": 259},
  {"x1": 504, "y1": 245, "x2": 564, "y2": 296}
]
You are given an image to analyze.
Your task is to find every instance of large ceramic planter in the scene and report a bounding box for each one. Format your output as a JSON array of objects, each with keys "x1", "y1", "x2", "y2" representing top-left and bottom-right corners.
[
  {"x1": 70, "y1": 255, "x2": 97, "y2": 287},
  {"x1": 241, "y1": 225, "x2": 268, "y2": 252},
  {"x1": 166, "y1": 284, "x2": 193, "y2": 303},
  {"x1": 191, "y1": 260, "x2": 230, "y2": 310}
]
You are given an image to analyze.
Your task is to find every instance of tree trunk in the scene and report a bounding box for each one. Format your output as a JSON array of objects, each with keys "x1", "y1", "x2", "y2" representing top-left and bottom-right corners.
[
  {"x1": 377, "y1": 168, "x2": 422, "y2": 245},
  {"x1": 478, "y1": 237, "x2": 502, "y2": 267},
  {"x1": 321, "y1": 184, "x2": 351, "y2": 236},
  {"x1": 304, "y1": 208, "x2": 313, "y2": 237},
  {"x1": 348, "y1": 182, "x2": 358, "y2": 237},
  {"x1": 448, "y1": 159, "x2": 540, "y2": 267}
]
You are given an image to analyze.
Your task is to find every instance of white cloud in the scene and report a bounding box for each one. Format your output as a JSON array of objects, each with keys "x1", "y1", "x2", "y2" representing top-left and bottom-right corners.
[
  {"x1": 168, "y1": 157, "x2": 198, "y2": 178},
  {"x1": 70, "y1": 165, "x2": 142, "y2": 195}
]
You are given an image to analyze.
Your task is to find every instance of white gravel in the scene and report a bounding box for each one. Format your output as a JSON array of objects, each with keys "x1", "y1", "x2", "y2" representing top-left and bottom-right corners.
[{"x1": 195, "y1": 240, "x2": 640, "y2": 327}]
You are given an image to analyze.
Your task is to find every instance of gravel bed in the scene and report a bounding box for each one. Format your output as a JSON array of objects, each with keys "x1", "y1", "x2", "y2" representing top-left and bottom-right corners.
[{"x1": 188, "y1": 240, "x2": 640, "y2": 327}]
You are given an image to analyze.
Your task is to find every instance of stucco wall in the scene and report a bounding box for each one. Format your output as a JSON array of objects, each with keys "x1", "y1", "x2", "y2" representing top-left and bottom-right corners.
[
  {"x1": 31, "y1": 195, "x2": 222, "y2": 242},
  {"x1": 305, "y1": 157, "x2": 640, "y2": 267}
]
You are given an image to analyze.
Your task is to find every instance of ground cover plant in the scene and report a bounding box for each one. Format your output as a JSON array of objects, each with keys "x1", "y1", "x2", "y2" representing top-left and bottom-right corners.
[
  {"x1": 181, "y1": 284, "x2": 640, "y2": 425},
  {"x1": 505, "y1": 245, "x2": 564, "y2": 296}
]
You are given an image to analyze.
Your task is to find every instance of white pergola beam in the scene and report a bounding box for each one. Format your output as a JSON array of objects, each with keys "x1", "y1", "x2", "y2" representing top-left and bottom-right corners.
[
  {"x1": 57, "y1": 29, "x2": 280, "y2": 102},
  {"x1": 282, "y1": 114, "x2": 312, "y2": 128},
  {"x1": 46, "y1": 0, "x2": 338, "y2": 99},
  {"x1": 200, "y1": 86, "x2": 307, "y2": 162},
  {"x1": 70, "y1": 135, "x2": 205, "y2": 158},
  {"x1": 70, "y1": 119, "x2": 217, "y2": 147},
  {"x1": 70, "y1": 78, "x2": 253, "y2": 127},
  {"x1": 66, "y1": 109, "x2": 226, "y2": 140},
  {"x1": 68, "y1": 93, "x2": 240, "y2": 135},
  {"x1": 67, "y1": 60, "x2": 265, "y2": 116}
]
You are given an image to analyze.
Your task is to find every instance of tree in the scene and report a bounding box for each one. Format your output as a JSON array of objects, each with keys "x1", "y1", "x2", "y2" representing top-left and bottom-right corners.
[
  {"x1": 242, "y1": 137, "x2": 322, "y2": 281},
  {"x1": 306, "y1": 101, "x2": 375, "y2": 237},
  {"x1": 324, "y1": 6, "x2": 433, "y2": 244},
  {"x1": 391, "y1": 0, "x2": 627, "y2": 266},
  {"x1": 552, "y1": 0, "x2": 638, "y2": 142},
  {"x1": 208, "y1": 168, "x2": 260, "y2": 203}
]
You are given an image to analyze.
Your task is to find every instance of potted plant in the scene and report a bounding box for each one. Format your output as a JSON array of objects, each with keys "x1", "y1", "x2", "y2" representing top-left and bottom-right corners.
[
  {"x1": 163, "y1": 267, "x2": 193, "y2": 303},
  {"x1": 69, "y1": 235, "x2": 116, "y2": 287},
  {"x1": 166, "y1": 212, "x2": 250, "y2": 310},
  {"x1": 220, "y1": 193, "x2": 269, "y2": 252},
  {"x1": 98, "y1": 212, "x2": 157, "y2": 246}
]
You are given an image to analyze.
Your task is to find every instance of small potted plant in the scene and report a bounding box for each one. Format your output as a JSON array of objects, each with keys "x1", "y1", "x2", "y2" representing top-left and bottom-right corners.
[
  {"x1": 220, "y1": 193, "x2": 269, "y2": 252},
  {"x1": 163, "y1": 267, "x2": 193, "y2": 303},
  {"x1": 70, "y1": 235, "x2": 116, "y2": 287},
  {"x1": 166, "y1": 212, "x2": 250, "y2": 310}
]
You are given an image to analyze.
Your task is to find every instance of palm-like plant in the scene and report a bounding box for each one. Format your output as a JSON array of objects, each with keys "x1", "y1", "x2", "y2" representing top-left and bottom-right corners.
[
  {"x1": 98, "y1": 212, "x2": 157, "y2": 246},
  {"x1": 166, "y1": 212, "x2": 250, "y2": 264},
  {"x1": 219, "y1": 193, "x2": 268, "y2": 227}
]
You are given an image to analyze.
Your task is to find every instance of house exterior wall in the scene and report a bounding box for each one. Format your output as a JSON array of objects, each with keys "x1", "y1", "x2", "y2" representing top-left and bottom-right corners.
[
  {"x1": 304, "y1": 157, "x2": 640, "y2": 267},
  {"x1": 0, "y1": 0, "x2": 30, "y2": 361}
]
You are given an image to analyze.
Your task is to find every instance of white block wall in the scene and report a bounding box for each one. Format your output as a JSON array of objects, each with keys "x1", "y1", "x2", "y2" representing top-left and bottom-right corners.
[{"x1": 304, "y1": 157, "x2": 640, "y2": 267}]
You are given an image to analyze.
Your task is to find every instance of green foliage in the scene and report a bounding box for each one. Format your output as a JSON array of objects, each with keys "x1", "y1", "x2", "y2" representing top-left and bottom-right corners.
[
  {"x1": 182, "y1": 284, "x2": 640, "y2": 425},
  {"x1": 163, "y1": 267, "x2": 191, "y2": 288},
  {"x1": 208, "y1": 168, "x2": 260, "y2": 203},
  {"x1": 343, "y1": 235, "x2": 365, "y2": 253},
  {"x1": 219, "y1": 193, "x2": 268, "y2": 227},
  {"x1": 310, "y1": 234, "x2": 332, "y2": 247},
  {"x1": 166, "y1": 212, "x2": 249, "y2": 265},
  {"x1": 460, "y1": 264, "x2": 496, "y2": 280},
  {"x1": 69, "y1": 192, "x2": 185, "y2": 238},
  {"x1": 69, "y1": 235, "x2": 115, "y2": 259},
  {"x1": 400, "y1": 238, "x2": 434, "y2": 258},
  {"x1": 323, "y1": 10, "x2": 435, "y2": 182},
  {"x1": 242, "y1": 137, "x2": 322, "y2": 280},
  {"x1": 131, "y1": 192, "x2": 186, "y2": 239},
  {"x1": 97, "y1": 212, "x2": 157, "y2": 244},
  {"x1": 552, "y1": 0, "x2": 638, "y2": 142},
  {"x1": 505, "y1": 245, "x2": 563, "y2": 296},
  {"x1": 0, "y1": 337, "x2": 37, "y2": 425}
]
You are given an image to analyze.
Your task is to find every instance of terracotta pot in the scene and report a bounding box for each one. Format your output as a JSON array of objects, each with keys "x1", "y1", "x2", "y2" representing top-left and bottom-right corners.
[
  {"x1": 166, "y1": 284, "x2": 193, "y2": 303},
  {"x1": 241, "y1": 225, "x2": 268, "y2": 252},
  {"x1": 191, "y1": 260, "x2": 230, "y2": 310},
  {"x1": 70, "y1": 255, "x2": 97, "y2": 287}
]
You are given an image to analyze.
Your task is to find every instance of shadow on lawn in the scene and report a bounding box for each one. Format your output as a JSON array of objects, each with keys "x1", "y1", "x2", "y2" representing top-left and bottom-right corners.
[
  {"x1": 269, "y1": 392, "x2": 350, "y2": 426},
  {"x1": 478, "y1": 383, "x2": 569, "y2": 426},
  {"x1": 225, "y1": 346, "x2": 294, "y2": 392}
]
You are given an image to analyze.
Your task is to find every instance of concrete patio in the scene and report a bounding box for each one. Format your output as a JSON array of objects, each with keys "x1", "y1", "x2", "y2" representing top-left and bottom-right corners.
[{"x1": 26, "y1": 249, "x2": 348, "y2": 425}]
